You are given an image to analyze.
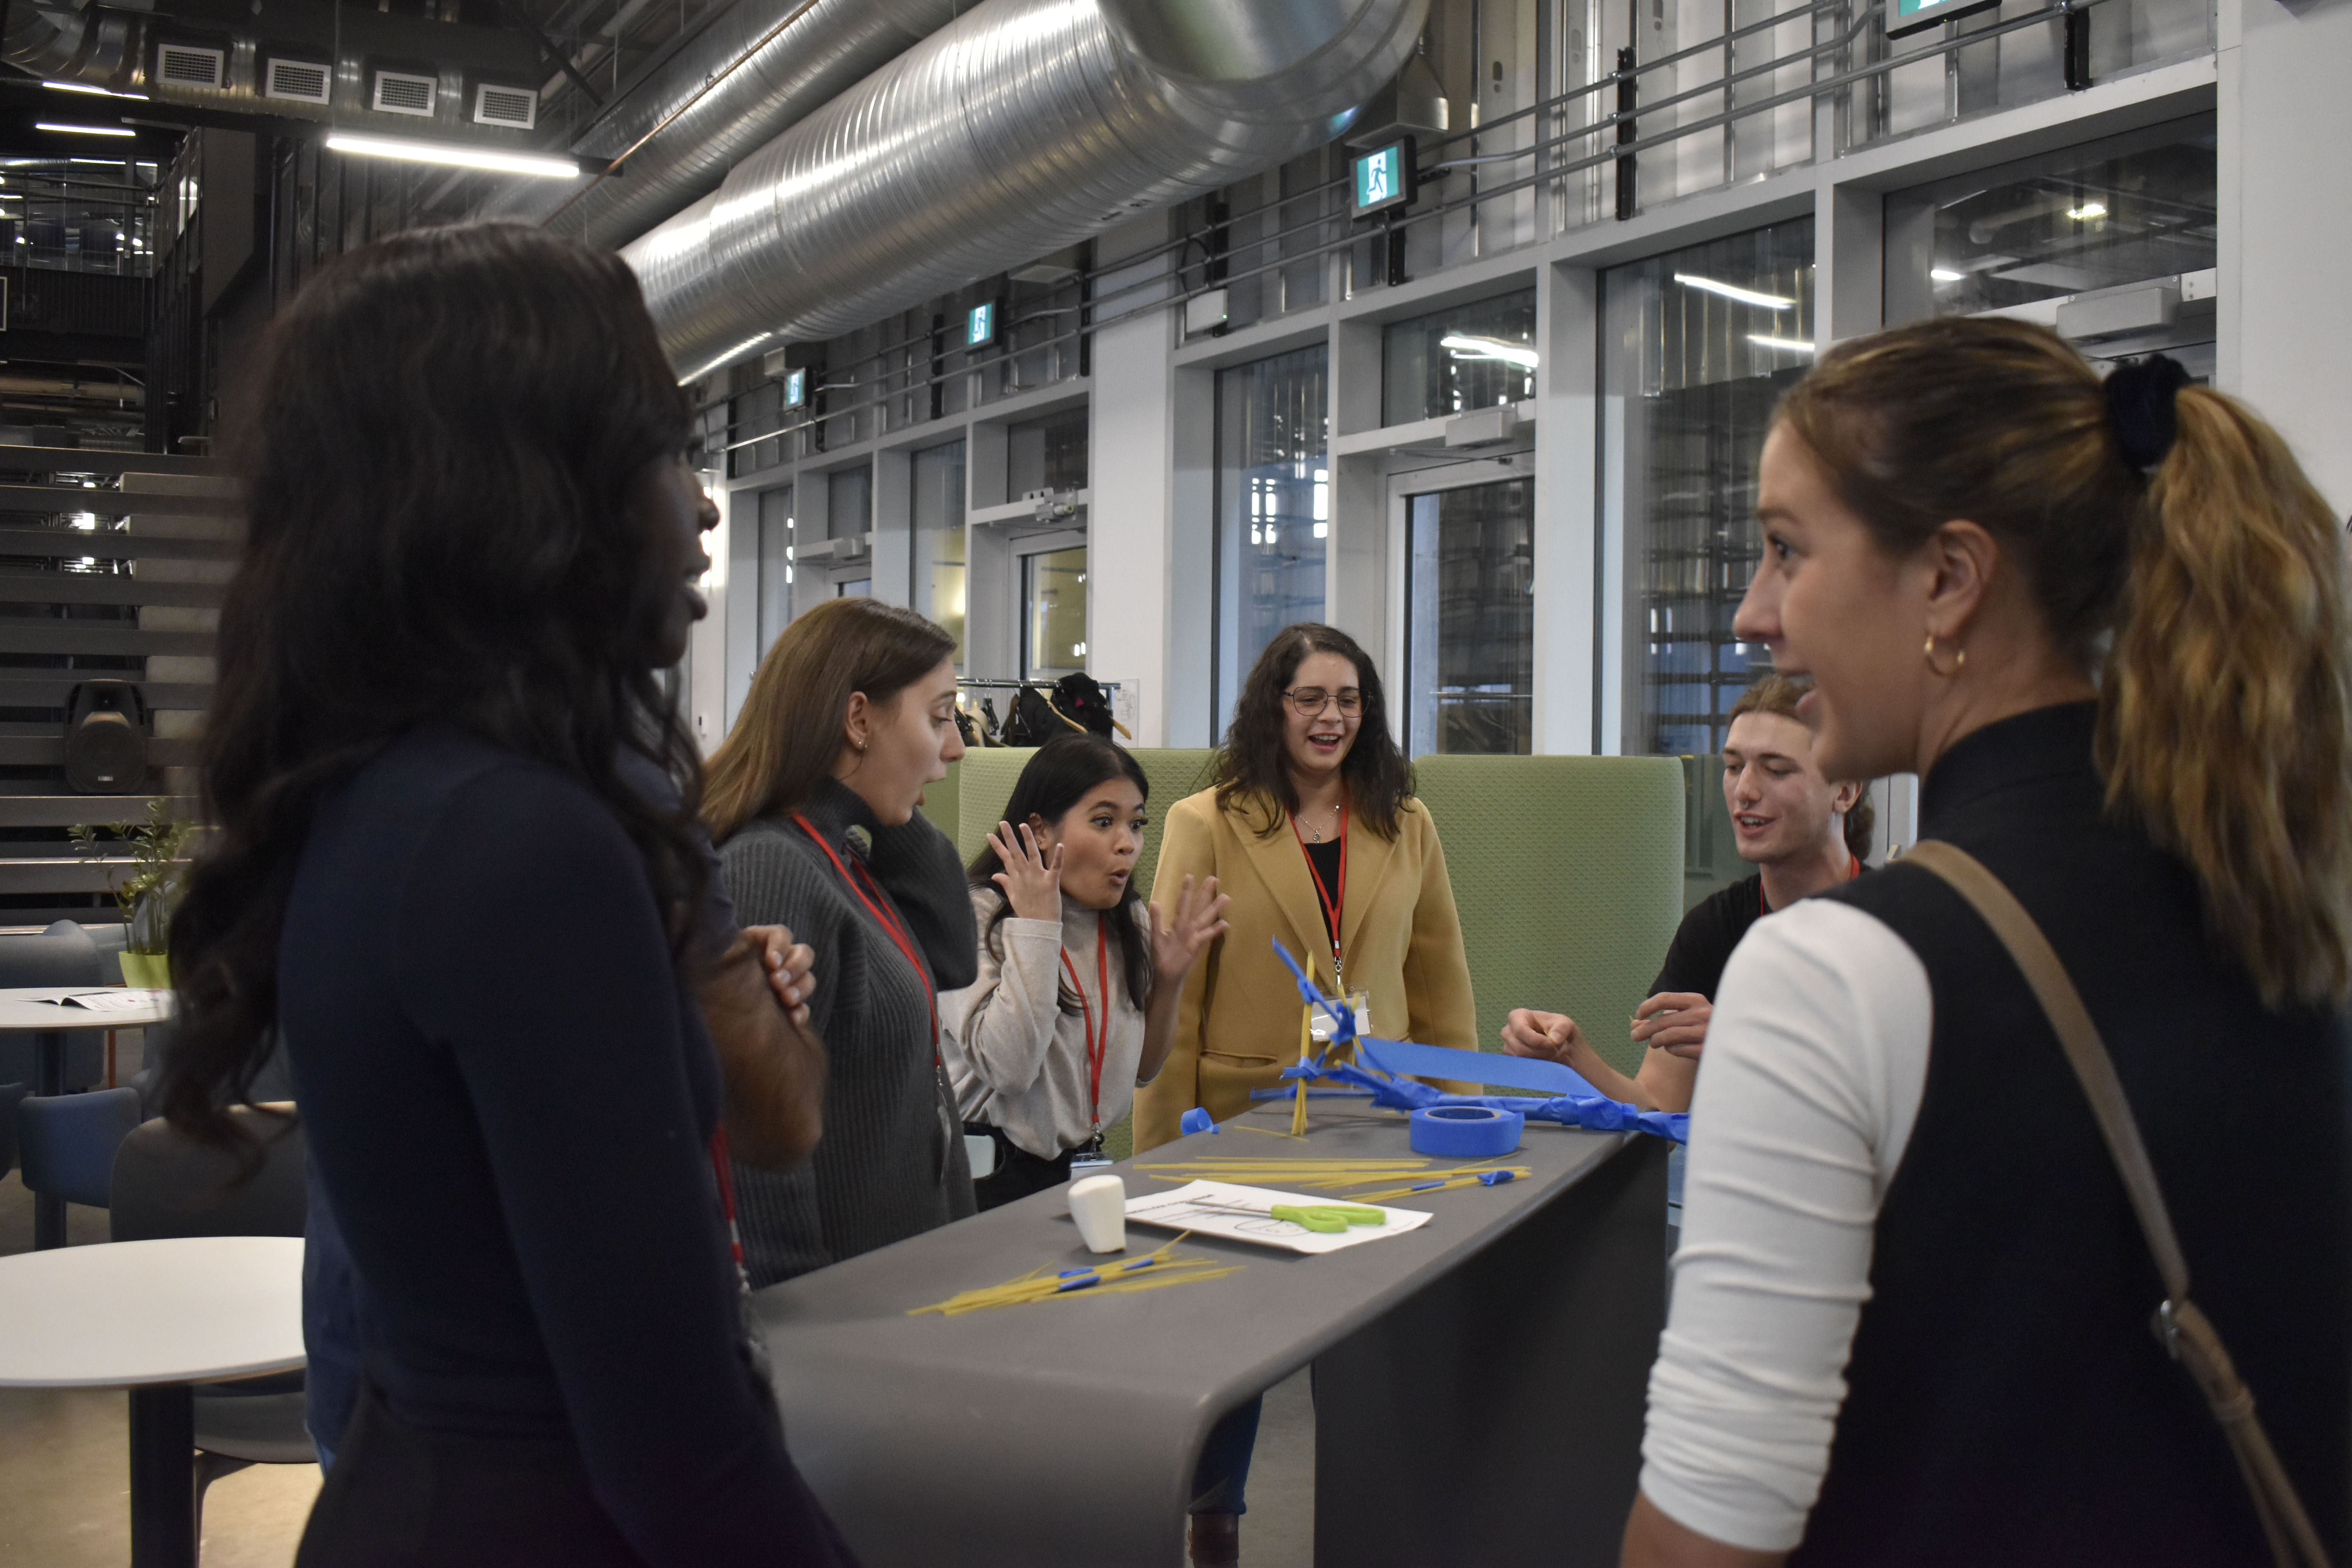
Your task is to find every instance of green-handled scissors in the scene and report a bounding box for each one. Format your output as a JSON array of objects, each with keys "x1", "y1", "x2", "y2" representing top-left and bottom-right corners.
[{"x1": 1268, "y1": 1203, "x2": 1387, "y2": 1234}]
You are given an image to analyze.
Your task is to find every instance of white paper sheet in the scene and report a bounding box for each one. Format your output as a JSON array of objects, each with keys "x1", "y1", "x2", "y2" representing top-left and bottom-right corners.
[
  {"x1": 1124, "y1": 1180, "x2": 1432, "y2": 1255},
  {"x1": 39, "y1": 990, "x2": 170, "y2": 1014}
]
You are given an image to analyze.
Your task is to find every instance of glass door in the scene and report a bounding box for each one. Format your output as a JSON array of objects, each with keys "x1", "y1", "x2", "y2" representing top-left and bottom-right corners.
[
  {"x1": 1403, "y1": 476, "x2": 1535, "y2": 756},
  {"x1": 1016, "y1": 528, "x2": 1088, "y2": 683}
]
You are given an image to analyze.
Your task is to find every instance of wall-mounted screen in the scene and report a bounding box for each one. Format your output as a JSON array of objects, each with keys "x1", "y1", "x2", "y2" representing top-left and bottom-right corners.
[
  {"x1": 1351, "y1": 138, "x2": 1416, "y2": 218},
  {"x1": 967, "y1": 301, "x2": 998, "y2": 348}
]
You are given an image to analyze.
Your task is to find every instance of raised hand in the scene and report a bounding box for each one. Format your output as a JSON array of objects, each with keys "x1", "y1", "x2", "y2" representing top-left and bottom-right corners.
[
  {"x1": 1632, "y1": 992, "x2": 1711, "y2": 1060},
  {"x1": 987, "y1": 819, "x2": 1063, "y2": 924},
  {"x1": 1148, "y1": 874, "x2": 1230, "y2": 987}
]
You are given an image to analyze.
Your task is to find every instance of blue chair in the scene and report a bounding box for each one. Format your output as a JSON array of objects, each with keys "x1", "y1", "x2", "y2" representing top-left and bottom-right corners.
[
  {"x1": 0, "y1": 921, "x2": 111, "y2": 1092},
  {"x1": 111, "y1": 1108, "x2": 316, "y2": 1511},
  {"x1": 16, "y1": 1087, "x2": 142, "y2": 1229}
]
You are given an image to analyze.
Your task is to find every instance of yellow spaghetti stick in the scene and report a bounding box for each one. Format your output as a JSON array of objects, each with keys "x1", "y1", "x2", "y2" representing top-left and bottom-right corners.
[
  {"x1": 1234, "y1": 1122, "x2": 1309, "y2": 1141},
  {"x1": 907, "y1": 1235, "x2": 1242, "y2": 1317},
  {"x1": 1290, "y1": 1001, "x2": 1313, "y2": 1137}
]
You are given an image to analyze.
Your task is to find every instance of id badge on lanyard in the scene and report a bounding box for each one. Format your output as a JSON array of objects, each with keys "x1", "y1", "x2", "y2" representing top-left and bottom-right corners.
[{"x1": 1062, "y1": 929, "x2": 1116, "y2": 1183}]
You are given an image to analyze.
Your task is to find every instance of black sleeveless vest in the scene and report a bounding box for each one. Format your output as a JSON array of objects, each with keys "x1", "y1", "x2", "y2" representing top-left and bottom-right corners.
[{"x1": 1788, "y1": 704, "x2": 2348, "y2": 1567}]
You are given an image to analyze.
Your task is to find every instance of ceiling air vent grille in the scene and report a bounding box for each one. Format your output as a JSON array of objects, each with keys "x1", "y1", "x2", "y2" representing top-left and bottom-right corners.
[
  {"x1": 472, "y1": 83, "x2": 536, "y2": 129},
  {"x1": 156, "y1": 44, "x2": 226, "y2": 90},
  {"x1": 264, "y1": 57, "x2": 332, "y2": 104},
  {"x1": 372, "y1": 71, "x2": 435, "y2": 116}
]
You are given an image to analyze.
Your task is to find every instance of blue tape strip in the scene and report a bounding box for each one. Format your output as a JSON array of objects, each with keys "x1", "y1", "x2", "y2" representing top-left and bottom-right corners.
[
  {"x1": 1357, "y1": 1036, "x2": 1605, "y2": 1100},
  {"x1": 1410, "y1": 1105, "x2": 1524, "y2": 1158},
  {"x1": 1317, "y1": 1059, "x2": 1691, "y2": 1144},
  {"x1": 1178, "y1": 1106, "x2": 1219, "y2": 1136}
]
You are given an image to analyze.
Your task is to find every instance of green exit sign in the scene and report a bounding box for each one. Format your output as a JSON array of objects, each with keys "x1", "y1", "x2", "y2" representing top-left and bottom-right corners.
[
  {"x1": 967, "y1": 301, "x2": 998, "y2": 348},
  {"x1": 1887, "y1": 0, "x2": 1998, "y2": 37},
  {"x1": 1350, "y1": 138, "x2": 1416, "y2": 218}
]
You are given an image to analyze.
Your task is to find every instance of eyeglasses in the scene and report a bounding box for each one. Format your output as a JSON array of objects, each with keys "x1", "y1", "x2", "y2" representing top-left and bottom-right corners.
[{"x1": 1283, "y1": 687, "x2": 1363, "y2": 717}]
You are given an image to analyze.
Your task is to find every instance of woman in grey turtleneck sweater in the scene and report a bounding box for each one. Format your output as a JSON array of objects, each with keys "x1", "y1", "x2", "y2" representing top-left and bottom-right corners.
[{"x1": 701, "y1": 599, "x2": 975, "y2": 1286}]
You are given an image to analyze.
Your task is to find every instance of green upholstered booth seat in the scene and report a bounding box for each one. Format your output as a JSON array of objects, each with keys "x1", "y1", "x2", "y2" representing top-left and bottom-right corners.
[
  {"x1": 947, "y1": 746, "x2": 1221, "y2": 1161},
  {"x1": 918, "y1": 758, "x2": 959, "y2": 839},
  {"x1": 1412, "y1": 755, "x2": 1686, "y2": 1080}
]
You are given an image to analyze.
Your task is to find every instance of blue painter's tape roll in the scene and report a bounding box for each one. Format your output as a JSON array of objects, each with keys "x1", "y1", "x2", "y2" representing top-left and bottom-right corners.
[{"x1": 1410, "y1": 1104, "x2": 1523, "y2": 1158}]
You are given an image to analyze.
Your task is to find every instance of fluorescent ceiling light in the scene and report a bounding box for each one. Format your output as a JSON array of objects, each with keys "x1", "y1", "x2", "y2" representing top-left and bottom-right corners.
[
  {"x1": 323, "y1": 132, "x2": 579, "y2": 180},
  {"x1": 2067, "y1": 201, "x2": 2107, "y2": 220},
  {"x1": 1749, "y1": 335, "x2": 1817, "y2": 354},
  {"x1": 1675, "y1": 272, "x2": 1795, "y2": 310},
  {"x1": 43, "y1": 81, "x2": 145, "y2": 100},
  {"x1": 36, "y1": 123, "x2": 134, "y2": 138},
  {"x1": 1931, "y1": 267, "x2": 1965, "y2": 282},
  {"x1": 1439, "y1": 333, "x2": 1539, "y2": 368}
]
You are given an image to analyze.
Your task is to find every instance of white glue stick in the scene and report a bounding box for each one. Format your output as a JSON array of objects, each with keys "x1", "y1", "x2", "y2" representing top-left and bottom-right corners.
[{"x1": 1068, "y1": 1174, "x2": 1127, "y2": 1253}]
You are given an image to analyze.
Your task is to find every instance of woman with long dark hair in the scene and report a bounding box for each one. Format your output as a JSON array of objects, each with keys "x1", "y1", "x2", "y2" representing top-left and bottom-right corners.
[
  {"x1": 944, "y1": 733, "x2": 1229, "y2": 1208},
  {"x1": 701, "y1": 597, "x2": 978, "y2": 1286},
  {"x1": 1132, "y1": 623, "x2": 1476, "y2": 1156},
  {"x1": 1129, "y1": 624, "x2": 1475, "y2": 1568},
  {"x1": 1626, "y1": 321, "x2": 2349, "y2": 1566},
  {"x1": 165, "y1": 223, "x2": 851, "y2": 1565}
]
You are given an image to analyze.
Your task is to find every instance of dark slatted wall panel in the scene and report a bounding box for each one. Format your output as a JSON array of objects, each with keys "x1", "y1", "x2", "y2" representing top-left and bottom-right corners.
[{"x1": 0, "y1": 446, "x2": 231, "y2": 929}]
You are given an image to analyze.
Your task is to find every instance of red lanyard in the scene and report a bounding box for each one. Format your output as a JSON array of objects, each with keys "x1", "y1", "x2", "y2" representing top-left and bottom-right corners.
[
  {"x1": 791, "y1": 813, "x2": 939, "y2": 1056},
  {"x1": 1057, "y1": 917, "x2": 1113, "y2": 1138},
  {"x1": 1289, "y1": 805, "x2": 1349, "y2": 987},
  {"x1": 709, "y1": 1125, "x2": 747, "y2": 1287}
]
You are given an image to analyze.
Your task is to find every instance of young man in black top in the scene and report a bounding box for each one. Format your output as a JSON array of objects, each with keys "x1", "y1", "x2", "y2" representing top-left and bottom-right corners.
[{"x1": 1501, "y1": 674, "x2": 1871, "y2": 1111}]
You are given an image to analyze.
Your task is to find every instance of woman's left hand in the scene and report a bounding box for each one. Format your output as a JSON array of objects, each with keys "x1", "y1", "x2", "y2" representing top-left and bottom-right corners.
[
  {"x1": 742, "y1": 924, "x2": 817, "y2": 1030},
  {"x1": 1149, "y1": 874, "x2": 1230, "y2": 987}
]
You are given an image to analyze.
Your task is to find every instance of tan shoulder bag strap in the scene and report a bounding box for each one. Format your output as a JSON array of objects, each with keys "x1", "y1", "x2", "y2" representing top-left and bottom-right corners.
[{"x1": 1903, "y1": 840, "x2": 2331, "y2": 1568}]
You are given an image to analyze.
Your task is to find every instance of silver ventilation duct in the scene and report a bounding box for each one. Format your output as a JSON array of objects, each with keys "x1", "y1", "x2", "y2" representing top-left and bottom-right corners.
[
  {"x1": 477, "y1": 0, "x2": 965, "y2": 252},
  {"x1": 623, "y1": 0, "x2": 1426, "y2": 382}
]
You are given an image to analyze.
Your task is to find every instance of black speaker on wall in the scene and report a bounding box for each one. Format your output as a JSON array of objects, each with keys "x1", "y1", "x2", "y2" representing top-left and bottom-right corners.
[{"x1": 63, "y1": 680, "x2": 149, "y2": 794}]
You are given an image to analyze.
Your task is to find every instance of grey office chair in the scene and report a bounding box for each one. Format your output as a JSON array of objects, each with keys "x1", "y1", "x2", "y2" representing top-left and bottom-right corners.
[{"x1": 111, "y1": 1106, "x2": 317, "y2": 1512}]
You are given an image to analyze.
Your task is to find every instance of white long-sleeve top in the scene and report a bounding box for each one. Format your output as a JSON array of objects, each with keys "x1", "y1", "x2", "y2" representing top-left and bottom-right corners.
[
  {"x1": 938, "y1": 888, "x2": 1152, "y2": 1160},
  {"x1": 1639, "y1": 897, "x2": 1934, "y2": 1553}
]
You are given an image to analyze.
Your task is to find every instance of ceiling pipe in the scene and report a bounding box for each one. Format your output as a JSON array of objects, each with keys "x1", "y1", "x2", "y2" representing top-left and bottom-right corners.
[
  {"x1": 623, "y1": 0, "x2": 1427, "y2": 383},
  {"x1": 476, "y1": 0, "x2": 966, "y2": 251}
]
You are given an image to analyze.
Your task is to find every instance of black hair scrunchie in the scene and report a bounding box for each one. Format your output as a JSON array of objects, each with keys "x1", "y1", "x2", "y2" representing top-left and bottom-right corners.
[{"x1": 2103, "y1": 353, "x2": 2194, "y2": 473}]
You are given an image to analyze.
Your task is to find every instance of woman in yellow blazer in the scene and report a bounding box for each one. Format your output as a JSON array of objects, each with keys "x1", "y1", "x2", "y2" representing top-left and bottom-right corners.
[{"x1": 1133, "y1": 622, "x2": 1477, "y2": 1155}]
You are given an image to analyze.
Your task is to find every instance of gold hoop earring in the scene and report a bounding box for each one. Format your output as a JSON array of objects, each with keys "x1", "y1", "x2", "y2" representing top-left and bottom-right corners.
[{"x1": 1924, "y1": 633, "x2": 1967, "y2": 677}]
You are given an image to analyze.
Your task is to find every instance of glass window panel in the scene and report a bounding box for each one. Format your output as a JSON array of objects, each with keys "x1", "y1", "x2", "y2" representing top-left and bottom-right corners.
[
  {"x1": 1601, "y1": 216, "x2": 1814, "y2": 762},
  {"x1": 913, "y1": 441, "x2": 967, "y2": 666},
  {"x1": 1381, "y1": 289, "x2": 1538, "y2": 426},
  {"x1": 828, "y1": 467, "x2": 872, "y2": 539},
  {"x1": 1022, "y1": 545, "x2": 1088, "y2": 682},
  {"x1": 837, "y1": 578, "x2": 872, "y2": 598},
  {"x1": 1885, "y1": 114, "x2": 2216, "y2": 376},
  {"x1": 755, "y1": 483, "x2": 793, "y2": 656},
  {"x1": 1005, "y1": 407, "x2": 1089, "y2": 501},
  {"x1": 1214, "y1": 344, "x2": 1329, "y2": 737},
  {"x1": 1405, "y1": 478, "x2": 1535, "y2": 757}
]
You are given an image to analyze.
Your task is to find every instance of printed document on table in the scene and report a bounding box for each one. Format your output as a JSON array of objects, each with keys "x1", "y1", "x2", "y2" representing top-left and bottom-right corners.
[
  {"x1": 1125, "y1": 1180, "x2": 1432, "y2": 1255},
  {"x1": 38, "y1": 990, "x2": 171, "y2": 1014}
]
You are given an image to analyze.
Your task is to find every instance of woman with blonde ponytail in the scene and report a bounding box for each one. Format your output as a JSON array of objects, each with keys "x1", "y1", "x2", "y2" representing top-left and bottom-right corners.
[{"x1": 1624, "y1": 318, "x2": 2350, "y2": 1568}]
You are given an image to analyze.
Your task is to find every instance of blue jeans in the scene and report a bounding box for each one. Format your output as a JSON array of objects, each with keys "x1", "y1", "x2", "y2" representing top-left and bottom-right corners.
[{"x1": 1188, "y1": 1396, "x2": 1262, "y2": 1515}]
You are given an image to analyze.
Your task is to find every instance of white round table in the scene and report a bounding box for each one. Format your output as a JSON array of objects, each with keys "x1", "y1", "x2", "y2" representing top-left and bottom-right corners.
[
  {"x1": 0, "y1": 1236, "x2": 306, "y2": 1568},
  {"x1": 0, "y1": 984, "x2": 174, "y2": 1247}
]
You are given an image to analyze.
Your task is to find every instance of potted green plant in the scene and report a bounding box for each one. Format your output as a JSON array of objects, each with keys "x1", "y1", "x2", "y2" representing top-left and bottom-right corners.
[{"x1": 68, "y1": 798, "x2": 192, "y2": 990}]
